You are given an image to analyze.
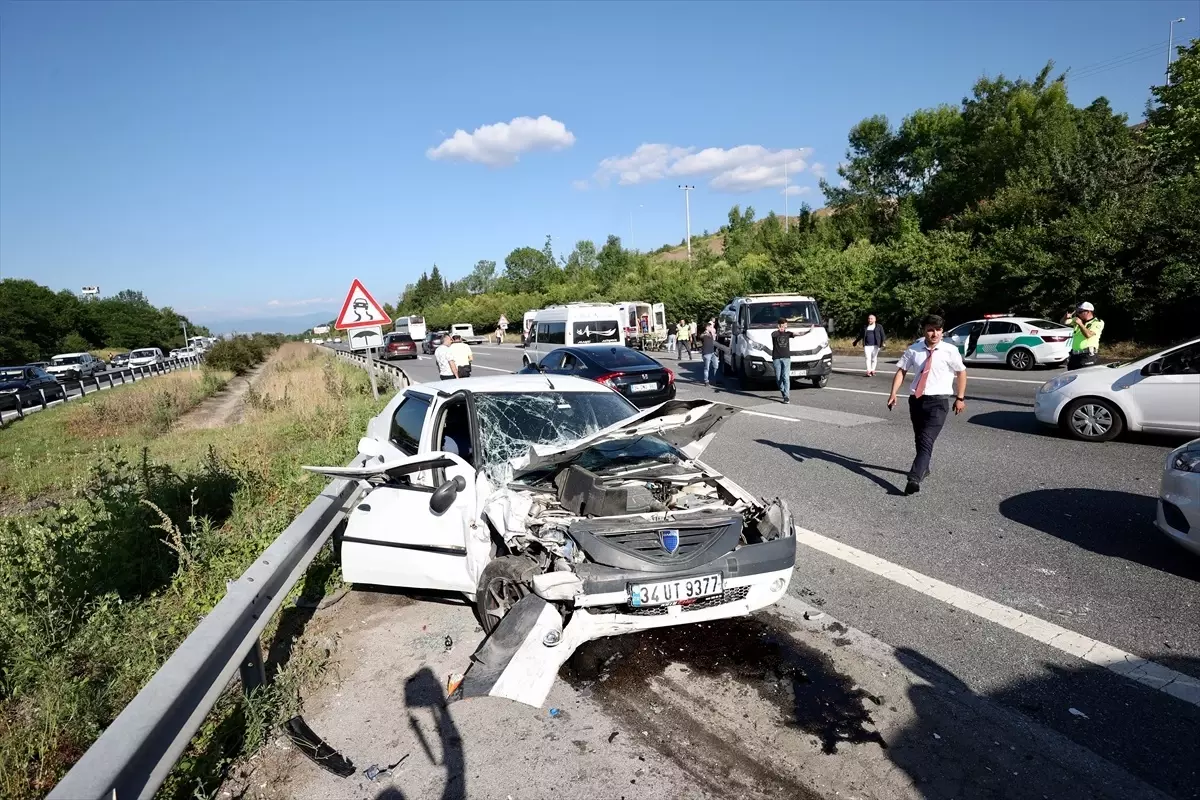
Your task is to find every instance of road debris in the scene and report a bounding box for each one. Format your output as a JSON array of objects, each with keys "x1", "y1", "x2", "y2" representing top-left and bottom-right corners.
[
  {"x1": 363, "y1": 754, "x2": 409, "y2": 782},
  {"x1": 444, "y1": 634, "x2": 454, "y2": 651},
  {"x1": 608, "y1": 731, "x2": 619, "y2": 743},
  {"x1": 1069, "y1": 707, "x2": 1090, "y2": 719},
  {"x1": 282, "y1": 716, "x2": 355, "y2": 778}
]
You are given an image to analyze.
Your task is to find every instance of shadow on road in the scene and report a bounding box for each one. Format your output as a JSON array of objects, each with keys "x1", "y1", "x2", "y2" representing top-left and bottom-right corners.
[
  {"x1": 999, "y1": 488, "x2": 1200, "y2": 583},
  {"x1": 755, "y1": 438, "x2": 908, "y2": 495},
  {"x1": 887, "y1": 647, "x2": 1200, "y2": 800},
  {"x1": 404, "y1": 666, "x2": 466, "y2": 800},
  {"x1": 967, "y1": 409, "x2": 1054, "y2": 435}
]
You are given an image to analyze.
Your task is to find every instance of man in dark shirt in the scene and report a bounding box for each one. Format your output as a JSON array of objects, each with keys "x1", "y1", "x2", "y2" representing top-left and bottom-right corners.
[
  {"x1": 700, "y1": 321, "x2": 721, "y2": 386},
  {"x1": 772, "y1": 317, "x2": 795, "y2": 403}
]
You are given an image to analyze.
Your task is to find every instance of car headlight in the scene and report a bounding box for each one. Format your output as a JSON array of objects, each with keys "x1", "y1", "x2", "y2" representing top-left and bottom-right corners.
[
  {"x1": 1171, "y1": 451, "x2": 1200, "y2": 473},
  {"x1": 1038, "y1": 374, "x2": 1076, "y2": 395}
]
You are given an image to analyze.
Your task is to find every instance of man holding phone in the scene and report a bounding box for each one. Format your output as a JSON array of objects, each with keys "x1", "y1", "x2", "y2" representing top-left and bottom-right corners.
[
  {"x1": 887, "y1": 314, "x2": 968, "y2": 495},
  {"x1": 1063, "y1": 301, "x2": 1104, "y2": 370}
]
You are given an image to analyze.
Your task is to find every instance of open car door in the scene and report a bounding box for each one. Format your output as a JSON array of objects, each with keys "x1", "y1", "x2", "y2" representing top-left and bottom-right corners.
[{"x1": 304, "y1": 451, "x2": 477, "y2": 593}]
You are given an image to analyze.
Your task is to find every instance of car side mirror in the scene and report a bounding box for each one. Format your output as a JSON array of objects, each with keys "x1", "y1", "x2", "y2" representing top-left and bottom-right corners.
[
  {"x1": 430, "y1": 475, "x2": 467, "y2": 515},
  {"x1": 357, "y1": 436, "x2": 388, "y2": 460},
  {"x1": 1143, "y1": 361, "x2": 1164, "y2": 376}
]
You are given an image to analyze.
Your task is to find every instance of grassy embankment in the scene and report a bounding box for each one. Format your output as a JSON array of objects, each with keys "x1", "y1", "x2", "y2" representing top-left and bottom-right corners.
[{"x1": 0, "y1": 343, "x2": 383, "y2": 798}]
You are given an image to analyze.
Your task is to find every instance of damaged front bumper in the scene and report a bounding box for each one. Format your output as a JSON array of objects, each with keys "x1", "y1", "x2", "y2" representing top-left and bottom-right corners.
[{"x1": 460, "y1": 533, "x2": 796, "y2": 707}]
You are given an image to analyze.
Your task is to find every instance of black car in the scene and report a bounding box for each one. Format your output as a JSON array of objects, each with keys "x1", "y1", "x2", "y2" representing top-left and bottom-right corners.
[
  {"x1": 421, "y1": 331, "x2": 447, "y2": 355},
  {"x1": 521, "y1": 346, "x2": 676, "y2": 408},
  {"x1": 0, "y1": 365, "x2": 67, "y2": 411}
]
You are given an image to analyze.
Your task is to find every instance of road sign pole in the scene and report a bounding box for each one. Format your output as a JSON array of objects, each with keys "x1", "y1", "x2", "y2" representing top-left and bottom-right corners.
[{"x1": 366, "y1": 350, "x2": 380, "y2": 400}]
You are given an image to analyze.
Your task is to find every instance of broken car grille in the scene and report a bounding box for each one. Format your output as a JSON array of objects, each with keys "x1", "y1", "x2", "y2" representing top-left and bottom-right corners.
[{"x1": 597, "y1": 527, "x2": 721, "y2": 562}]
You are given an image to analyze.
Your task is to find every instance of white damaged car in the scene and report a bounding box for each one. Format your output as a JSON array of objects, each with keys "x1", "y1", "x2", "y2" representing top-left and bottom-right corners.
[{"x1": 305, "y1": 375, "x2": 796, "y2": 706}]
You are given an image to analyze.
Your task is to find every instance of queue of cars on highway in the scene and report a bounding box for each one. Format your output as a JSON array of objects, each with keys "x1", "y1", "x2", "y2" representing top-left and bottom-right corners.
[{"x1": 1, "y1": 345, "x2": 207, "y2": 414}]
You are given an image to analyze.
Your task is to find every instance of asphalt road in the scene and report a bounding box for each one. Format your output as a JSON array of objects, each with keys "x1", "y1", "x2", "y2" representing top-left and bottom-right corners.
[{"x1": 319, "y1": 343, "x2": 1199, "y2": 798}]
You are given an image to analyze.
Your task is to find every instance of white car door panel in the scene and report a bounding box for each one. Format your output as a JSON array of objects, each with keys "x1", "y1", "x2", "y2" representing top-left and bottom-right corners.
[
  {"x1": 340, "y1": 452, "x2": 477, "y2": 592},
  {"x1": 1121, "y1": 344, "x2": 1200, "y2": 432}
]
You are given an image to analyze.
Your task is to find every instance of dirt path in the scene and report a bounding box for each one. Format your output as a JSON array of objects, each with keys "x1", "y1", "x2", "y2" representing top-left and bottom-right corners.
[{"x1": 174, "y1": 363, "x2": 267, "y2": 431}]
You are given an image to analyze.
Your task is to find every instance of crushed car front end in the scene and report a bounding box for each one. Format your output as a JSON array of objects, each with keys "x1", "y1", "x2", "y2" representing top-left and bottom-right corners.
[{"x1": 463, "y1": 398, "x2": 797, "y2": 705}]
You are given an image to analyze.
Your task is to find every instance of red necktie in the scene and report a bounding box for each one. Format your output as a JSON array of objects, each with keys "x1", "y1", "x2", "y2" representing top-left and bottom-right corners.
[{"x1": 913, "y1": 348, "x2": 934, "y2": 398}]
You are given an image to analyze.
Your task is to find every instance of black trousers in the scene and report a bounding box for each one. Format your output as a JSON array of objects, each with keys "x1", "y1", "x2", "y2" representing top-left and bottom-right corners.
[
  {"x1": 908, "y1": 396, "x2": 951, "y2": 483},
  {"x1": 1067, "y1": 351, "x2": 1097, "y2": 370}
]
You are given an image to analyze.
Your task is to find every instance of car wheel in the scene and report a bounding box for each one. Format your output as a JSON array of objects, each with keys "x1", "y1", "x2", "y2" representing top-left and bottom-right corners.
[
  {"x1": 475, "y1": 555, "x2": 540, "y2": 634},
  {"x1": 1062, "y1": 397, "x2": 1124, "y2": 442},
  {"x1": 1006, "y1": 348, "x2": 1035, "y2": 371},
  {"x1": 811, "y1": 374, "x2": 829, "y2": 389}
]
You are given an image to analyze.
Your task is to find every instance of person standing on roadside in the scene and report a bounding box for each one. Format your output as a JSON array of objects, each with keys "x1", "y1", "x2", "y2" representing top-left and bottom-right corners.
[
  {"x1": 887, "y1": 314, "x2": 967, "y2": 495},
  {"x1": 449, "y1": 334, "x2": 474, "y2": 378},
  {"x1": 853, "y1": 313, "x2": 886, "y2": 376},
  {"x1": 676, "y1": 319, "x2": 692, "y2": 361},
  {"x1": 666, "y1": 319, "x2": 678, "y2": 353},
  {"x1": 772, "y1": 317, "x2": 795, "y2": 404},
  {"x1": 1063, "y1": 302, "x2": 1104, "y2": 370},
  {"x1": 700, "y1": 321, "x2": 721, "y2": 386},
  {"x1": 688, "y1": 319, "x2": 698, "y2": 348},
  {"x1": 434, "y1": 335, "x2": 457, "y2": 380}
]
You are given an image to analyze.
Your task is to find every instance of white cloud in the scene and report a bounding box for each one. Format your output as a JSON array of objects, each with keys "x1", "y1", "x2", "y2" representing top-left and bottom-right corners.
[
  {"x1": 594, "y1": 143, "x2": 815, "y2": 193},
  {"x1": 426, "y1": 115, "x2": 576, "y2": 166},
  {"x1": 267, "y1": 297, "x2": 334, "y2": 308},
  {"x1": 783, "y1": 185, "x2": 812, "y2": 197},
  {"x1": 594, "y1": 143, "x2": 694, "y2": 186},
  {"x1": 571, "y1": 179, "x2": 590, "y2": 191},
  {"x1": 811, "y1": 162, "x2": 827, "y2": 180}
]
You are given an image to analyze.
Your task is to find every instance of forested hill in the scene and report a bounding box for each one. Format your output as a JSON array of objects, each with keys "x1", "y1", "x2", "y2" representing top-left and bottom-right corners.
[
  {"x1": 390, "y1": 45, "x2": 1200, "y2": 345},
  {"x1": 0, "y1": 280, "x2": 211, "y2": 363}
]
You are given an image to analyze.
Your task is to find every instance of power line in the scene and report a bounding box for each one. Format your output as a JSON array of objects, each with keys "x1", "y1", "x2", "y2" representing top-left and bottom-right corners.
[
  {"x1": 1070, "y1": 49, "x2": 1167, "y2": 81},
  {"x1": 1070, "y1": 39, "x2": 1167, "y2": 76}
]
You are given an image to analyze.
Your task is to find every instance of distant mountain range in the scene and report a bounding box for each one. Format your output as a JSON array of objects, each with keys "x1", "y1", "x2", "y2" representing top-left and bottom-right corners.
[{"x1": 196, "y1": 310, "x2": 335, "y2": 335}]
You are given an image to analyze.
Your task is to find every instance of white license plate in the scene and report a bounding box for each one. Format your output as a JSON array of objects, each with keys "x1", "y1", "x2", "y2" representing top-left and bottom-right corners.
[
  {"x1": 629, "y1": 574, "x2": 723, "y2": 607},
  {"x1": 629, "y1": 382, "x2": 658, "y2": 393}
]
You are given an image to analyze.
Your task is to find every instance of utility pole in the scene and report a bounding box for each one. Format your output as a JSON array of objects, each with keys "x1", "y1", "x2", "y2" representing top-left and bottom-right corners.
[
  {"x1": 180, "y1": 321, "x2": 193, "y2": 372},
  {"x1": 1168, "y1": 17, "x2": 1187, "y2": 81},
  {"x1": 783, "y1": 158, "x2": 789, "y2": 233},
  {"x1": 678, "y1": 185, "x2": 694, "y2": 260}
]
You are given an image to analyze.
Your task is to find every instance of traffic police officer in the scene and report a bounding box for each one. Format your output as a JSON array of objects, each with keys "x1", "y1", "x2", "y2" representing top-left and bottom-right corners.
[{"x1": 1064, "y1": 301, "x2": 1104, "y2": 370}]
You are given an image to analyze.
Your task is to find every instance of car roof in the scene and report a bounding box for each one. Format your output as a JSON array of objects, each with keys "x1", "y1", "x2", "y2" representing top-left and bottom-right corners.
[
  {"x1": 406, "y1": 374, "x2": 612, "y2": 395},
  {"x1": 559, "y1": 345, "x2": 657, "y2": 359}
]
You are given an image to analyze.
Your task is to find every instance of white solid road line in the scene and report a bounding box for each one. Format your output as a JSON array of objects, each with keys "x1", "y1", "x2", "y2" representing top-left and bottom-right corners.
[
  {"x1": 794, "y1": 526, "x2": 1200, "y2": 708},
  {"x1": 834, "y1": 366, "x2": 1045, "y2": 385}
]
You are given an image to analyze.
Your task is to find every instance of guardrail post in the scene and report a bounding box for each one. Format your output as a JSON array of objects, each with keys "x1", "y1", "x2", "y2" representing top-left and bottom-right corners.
[
  {"x1": 239, "y1": 639, "x2": 266, "y2": 695},
  {"x1": 39, "y1": 389, "x2": 47, "y2": 409},
  {"x1": 79, "y1": 380, "x2": 87, "y2": 396}
]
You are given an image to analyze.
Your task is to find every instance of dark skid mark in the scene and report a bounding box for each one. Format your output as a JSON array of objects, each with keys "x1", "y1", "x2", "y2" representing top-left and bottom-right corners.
[{"x1": 563, "y1": 615, "x2": 886, "y2": 757}]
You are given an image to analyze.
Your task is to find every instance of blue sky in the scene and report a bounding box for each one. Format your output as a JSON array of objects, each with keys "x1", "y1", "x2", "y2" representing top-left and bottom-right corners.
[{"x1": 1, "y1": 0, "x2": 1195, "y2": 328}]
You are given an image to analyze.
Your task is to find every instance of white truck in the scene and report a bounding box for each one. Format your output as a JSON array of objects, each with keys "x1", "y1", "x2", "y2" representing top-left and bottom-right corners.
[
  {"x1": 716, "y1": 294, "x2": 834, "y2": 388},
  {"x1": 394, "y1": 315, "x2": 427, "y2": 343},
  {"x1": 449, "y1": 323, "x2": 484, "y2": 345}
]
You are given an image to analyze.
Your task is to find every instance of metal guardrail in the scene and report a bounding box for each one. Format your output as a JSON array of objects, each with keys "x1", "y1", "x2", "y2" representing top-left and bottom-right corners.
[
  {"x1": 46, "y1": 346, "x2": 405, "y2": 798},
  {"x1": 48, "y1": 458, "x2": 368, "y2": 800},
  {"x1": 0, "y1": 356, "x2": 205, "y2": 427},
  {"x1": 334, "y1": 348, "x2": 412, "y2": 391}
]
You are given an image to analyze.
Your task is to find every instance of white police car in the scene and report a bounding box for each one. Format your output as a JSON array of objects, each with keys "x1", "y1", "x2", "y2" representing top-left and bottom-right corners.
[{"x1": 945, "y1": 315, "x2": 1072, "y2": 371}]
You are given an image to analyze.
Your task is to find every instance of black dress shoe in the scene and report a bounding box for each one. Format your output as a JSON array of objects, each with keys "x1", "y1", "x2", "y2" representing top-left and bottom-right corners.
[{"x1": 905, "y1": 480, "x2": 921, "y2": 495}]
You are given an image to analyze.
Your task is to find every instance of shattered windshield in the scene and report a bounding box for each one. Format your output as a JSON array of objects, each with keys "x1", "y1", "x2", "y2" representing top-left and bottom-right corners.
[{"x1": 474, "y1": 391, "x2": 636, "y2": 481}]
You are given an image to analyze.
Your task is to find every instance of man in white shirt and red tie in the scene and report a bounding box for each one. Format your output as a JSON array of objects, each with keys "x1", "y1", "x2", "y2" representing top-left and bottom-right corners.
[{"x1": 886, "y1": 314, "x2": 968, "y2": 495}]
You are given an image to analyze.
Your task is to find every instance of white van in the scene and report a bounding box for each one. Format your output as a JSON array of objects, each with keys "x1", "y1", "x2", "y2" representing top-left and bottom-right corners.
[
  {"x1": 522, "y1": 303, "x2": 623, "y2": 367},
  {"x1": 521, "y1": 310, "x2": 539, "y2": 346},
  {"x1": 716, "y1": 294, "x2": 834, "y2": 388},
  {"x1": 128, "y1": 347, "x2": 165, "y2": 368},
  {"x1": 613, "y1": 301, "x2": 667, "y2": 342}
]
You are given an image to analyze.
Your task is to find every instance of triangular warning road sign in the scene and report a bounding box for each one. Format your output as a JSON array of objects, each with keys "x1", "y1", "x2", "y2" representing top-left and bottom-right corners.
[{"x1": 335, "y1": 279, "x2": 392, "y2": 330}]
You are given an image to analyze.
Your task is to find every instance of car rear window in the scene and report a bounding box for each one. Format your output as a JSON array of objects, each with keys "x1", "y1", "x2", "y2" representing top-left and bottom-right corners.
[
  {"x1": 130, "y1": 349, "x2": 156, "y2": 358},
  {"x1": 387, "y1": 334, "x2": 414, "y2": 343},
  {"x1": 1026, "y1": 320, "x2": 1070, "y2": 330},
  {"x1": 587, "y1": 347, "x2": 659, "y2": 369}
]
